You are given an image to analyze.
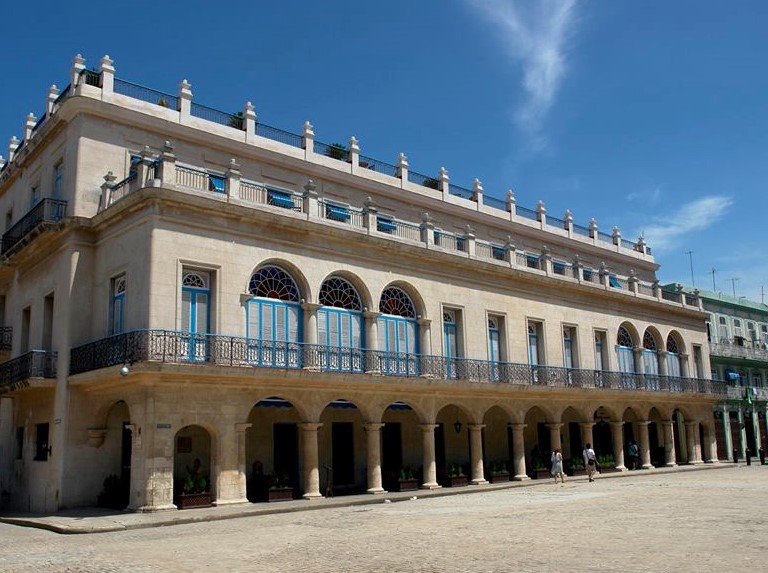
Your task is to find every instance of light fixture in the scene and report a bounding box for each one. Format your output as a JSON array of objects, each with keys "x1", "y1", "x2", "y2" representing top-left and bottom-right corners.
[
  {"x1": 120, "y1": 364, "x2": 130, "y2": 377},
  {"x1": 453, "y1": 420, "x2": 462, "y2": 434}
]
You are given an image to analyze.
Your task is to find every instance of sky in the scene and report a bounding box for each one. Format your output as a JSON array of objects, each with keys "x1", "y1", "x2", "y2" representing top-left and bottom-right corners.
[{"x1": 1, "y1": 1, "x2": 766, "y2": 303}]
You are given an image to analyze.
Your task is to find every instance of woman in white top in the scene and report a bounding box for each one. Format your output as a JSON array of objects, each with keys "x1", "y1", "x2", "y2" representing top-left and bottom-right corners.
[{"x1": 551, "y1": 448, "x2": 565, "y2": 484}]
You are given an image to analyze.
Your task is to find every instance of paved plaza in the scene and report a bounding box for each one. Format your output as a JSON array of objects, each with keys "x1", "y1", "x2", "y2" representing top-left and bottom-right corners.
[{"x1": 0, "y1": 465, "x2": 765, "y2": 572}]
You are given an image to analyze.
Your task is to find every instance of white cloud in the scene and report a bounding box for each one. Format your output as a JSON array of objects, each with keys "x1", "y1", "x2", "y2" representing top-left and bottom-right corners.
[
  {"x1": 465, "y1": 0, "x2": 579, "y2": 142},
  {"x1": 641, "y1": 196, "x2": 733, "y2": 252},
  {"x1": 627, "y1": 186, "x2": 662, "y2": 204}
]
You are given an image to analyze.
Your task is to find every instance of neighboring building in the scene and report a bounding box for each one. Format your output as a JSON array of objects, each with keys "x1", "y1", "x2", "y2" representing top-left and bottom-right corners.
[
  {"x1": 666, "y1": 285, "x2": 768, "y2": 462},
  {"x1": 0, "y1": 55, "x2": 724, "y2": 513}
]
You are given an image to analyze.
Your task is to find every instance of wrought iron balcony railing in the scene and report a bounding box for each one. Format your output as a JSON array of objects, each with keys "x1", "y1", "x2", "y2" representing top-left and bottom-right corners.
[
  {"x1": 0, "y1": 327, "x2": 11, "y2": 351},
  {"x1": 1, "y1": 198, "x2": 68, "y2": 255},
  {"x1": 0, "y1": 350, "x2": 57, "y2": 392},
  {"x1": 69, "y1": 330, "x2": 726, "y2": 397}
]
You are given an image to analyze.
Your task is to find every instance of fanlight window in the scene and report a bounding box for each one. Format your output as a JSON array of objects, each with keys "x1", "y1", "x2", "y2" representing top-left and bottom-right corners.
[
  {"x1": 249, "y1": 266, "x2": 300, "y2": 301},
  {"x1": 319, "y1": 277, "x2": 362, "y2": 310},
  {"x1": 379, "y1": 286, "x2": 416, "y2": 318},
  {"x1": 183, "y1": 271, "x2": 208, "y2": 289},
  {"x1": 643, "y1": 331, "x2": 658, "y2": 351},
  {"x1": 666, "y1": 335, "x2": 679, "y2": 353},
  {"x1": 617, "y1": 326, "x2": 633, "y2": 347}
]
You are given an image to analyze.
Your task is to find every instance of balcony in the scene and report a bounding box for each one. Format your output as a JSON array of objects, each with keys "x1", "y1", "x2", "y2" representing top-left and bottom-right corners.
[
  {"x1": 69, "y1": 330, "x2": 726, "y2": 397},
  {"x1": 710, "y1": 339, "x2": 768, "y2": 363},
  {"x1": 1, "y1": 198, "x2": 67, "y2": 256},
  {"x1": 0, "y1": 350, "x2": 58, "y2": 392}
]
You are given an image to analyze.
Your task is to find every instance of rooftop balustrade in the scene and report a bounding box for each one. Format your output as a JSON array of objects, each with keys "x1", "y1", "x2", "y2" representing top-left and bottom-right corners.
[
  {"x1": 68, "y1": 329, "x2": 725, "y2": 397},
  {"x1": 0, "y1": 350, "x2": 57, "y2": 393},
  {"x1": 710, "y1": 339, "x2": 768, "y2": 362}
]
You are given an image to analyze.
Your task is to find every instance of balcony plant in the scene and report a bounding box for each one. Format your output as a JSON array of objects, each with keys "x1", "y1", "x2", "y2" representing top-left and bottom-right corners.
[
  {"x1": 393, "y1": 466, "x2": 419, "y2": 492},
  {"x1": 326, "y1": 142, "x2": 349, "y2": 162},
  {"x1": 267, "y1": 472, "x2": 293, "y2": 502},
  {"x1": 488, "y1": 459, "x2": 510, "y2": 483}
]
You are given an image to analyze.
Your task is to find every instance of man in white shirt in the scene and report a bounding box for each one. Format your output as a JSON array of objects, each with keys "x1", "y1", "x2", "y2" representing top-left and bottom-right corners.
[{"x1": 583, "y1": 443, "x2": 597, "y2": 482}]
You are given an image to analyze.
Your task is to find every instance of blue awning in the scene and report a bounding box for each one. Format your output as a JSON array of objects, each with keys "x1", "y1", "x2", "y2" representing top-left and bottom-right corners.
[
  {"x1": 208, "y1": 174, "x2": 225, "y2": 193},
  {"x1": 377, "y1": 217, "x2": 397, "y2": 233},
  {"x1": 609, "y1": 276, "x2": 623, "y2": 289},
  {"x1": 268, "y1": 190, "x2": 294, "y2": 209},
  {"x1": 326, "y1": 204, "x2": 350, "y2": 222},
  {"x1": 726, "y1": 371, "x2": 740, "y2": 382}
]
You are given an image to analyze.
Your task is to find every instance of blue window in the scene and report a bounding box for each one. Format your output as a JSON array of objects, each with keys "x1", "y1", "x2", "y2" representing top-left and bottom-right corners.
[
  {"x1": 616, "y1": 326, "x2": 635, "y2": 374},
  {"x1": 378, "y1": 286, "x2": 418, "y2": 375},
  {"x1": 246, "y1": 266, "x2": 302, "y2": 368},
  {"x1": 665, "y1": 334, "x2": 682, "y2": 378},
  {"x1": 377, "y1": 216, "x2": 397, "y2": 234},
  {"x1": 267, "y1": 188, "x2": 295, "y2": 209},
  {"x1": 52, "y1": 161, "x2": 63, "y2": 200},
  {"x1": 526, "y1": 255, "x2": 540, "y2": 269},
  {"x1": 583, "y1": 268, "x2": 593, "y2": 281},
  {"x1": 111, "y1": 274, "x2": 126, "y2": 335},
  {"x1": 208, "y1": 173, "x2": 226, "y2": 193},
  {"x1": 318, "y1": 277, "x2": 363, "y2": 371},
  {"x1": 609, "y1": 275, "x2": 623, "y2": 289},
  {"x1": 528, "y1": 324, "x2": 539, "y2": 365},
  {"x1": 563, "y1": 328, "x2": 573, "y2": 369},
  {"x1": 444, "y1": 310, "x2": 459, "y2": 378},
  {"x1": 181, "y1": 270, "x2": 211, "y2": 361},
  {"x1": 553, "y1": 261, "x2": 566, "y2": 275},
  {"x1": 488, "y1": 317, "x2": 501, "y2": 381},
  {"x1": 325, "y1": 202, "x2": 350, "y2": 222},
  {"x1": 492, "y1": 246, "x2": 506, "y2": 261}
]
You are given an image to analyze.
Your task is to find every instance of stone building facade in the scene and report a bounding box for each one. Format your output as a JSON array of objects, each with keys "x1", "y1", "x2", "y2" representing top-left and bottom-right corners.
[{"x1": 0, "y1": 56, "x2": 724, "y2": 513}]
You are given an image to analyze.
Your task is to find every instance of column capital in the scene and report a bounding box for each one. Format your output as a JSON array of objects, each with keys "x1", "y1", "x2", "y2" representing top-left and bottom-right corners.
[
  {"x1": 363, "y1": 310, "x2": 382, "y2": 320},
  {"x1": 419, "y1": 424, "x2": 438, "y2": 433},
  {"x1": 235, "y1": 422, "x2": 252, "y2": 433},
  {"x1": 609, "y1": 420, "x2": 625, "y2": 429},
  {"x1": 363, "y1": 422, "x2": 385, "y2": 432},
  {"x1": 638, "y1": 420, "x2": 651, "y2": 427},
  {"x1": 509, "y1": 423, "x2": 527, "y2": 431},
  {"x1": 299, "y1": 422, "x2": 323, "y2": 432},
  {"x1": 467, "y1": 423, "x2": 486, "y2": 432},
  {"x1": 546, "y1": 422, "x2": 563, "y2": 430},
  {"x1": 579, "y1": 421, "x2": 596, "y2": 429},
  {"x1": 301, "y1": 301, "x2": 321, "y2": 312}
]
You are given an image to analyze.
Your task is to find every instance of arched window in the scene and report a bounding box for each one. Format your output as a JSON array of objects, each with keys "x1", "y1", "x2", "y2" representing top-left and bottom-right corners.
[
  {"x1": 111, "y1": 274, "x2": 126, "y2": 335},
  {"x1": 317, "y1": 277, "x2": 363, "y2": 371},
  {"x1": 666, "y1": 334, "x2": 682, "y2": 377},
  {"x1": 616, "y1": 326, "x2": 635, "y2": 373},
  {"x1": 246, "y1": 266, "x2": 302, "y2": 368},
  {"x1": 377, "y1": 287, "x2": 418, "y2": 375},
  {"x1": 181, "y1": 270, "x2": 210, "y2": 361},
  {"x1": 642, "y1": 331, "x2": 660, "y2": 377}
]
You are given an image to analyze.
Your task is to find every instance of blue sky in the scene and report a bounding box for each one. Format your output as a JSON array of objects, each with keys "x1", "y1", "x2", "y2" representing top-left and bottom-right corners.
[{"x1": 2, "y1": 1, "x2": 766, "y2": 303}]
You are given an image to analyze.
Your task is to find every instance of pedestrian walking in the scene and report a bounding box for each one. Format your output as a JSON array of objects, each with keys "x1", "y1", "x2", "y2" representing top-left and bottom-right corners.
[
  {"x1": 583, "y1": 443, "x2": 597, "y2": 482},
  {"x1": 628, "y1": 440, "x2": 639, "y2": 470},
  {"x1": 551, "y1": 448, "x2": 565, "y2": 485}
]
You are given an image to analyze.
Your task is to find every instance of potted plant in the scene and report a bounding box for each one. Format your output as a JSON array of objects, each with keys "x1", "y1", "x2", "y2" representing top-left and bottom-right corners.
[
  {"x1": 228, "y1": 111, "x2": 244, "y2": 130},
  {"x1": 531, "y1": 457, "x2": 550, "y2": 480},
  {"x1": 597, "y1": 453, "x2": 617, "y2": 473},
  {"x1": 267, "y1": 472, "x2": 293, "y2": 502},
  {"x1": 442, "y1": 462, "x2": 468, "y2": 487},
  {"x1": 177, "y1": 471, "x2": 212, "y2": 509},
  {"x1": 393, "y1": 466, "x2": 419, "y2": 492},
  {"x1": 568, "y1": 457, "x2": 586, "y2": 477},
  {"x1": 488, "y1": 460, "x2": 510, "y2": 483},
  {"x1": 326, "y1": 142, "x2": 349, "y2": 162}
]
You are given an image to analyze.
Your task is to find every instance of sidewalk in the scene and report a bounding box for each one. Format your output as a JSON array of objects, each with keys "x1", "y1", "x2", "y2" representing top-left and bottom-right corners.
[{"x1": 0, "y1": 463, "x2": 738, "y2": 534}]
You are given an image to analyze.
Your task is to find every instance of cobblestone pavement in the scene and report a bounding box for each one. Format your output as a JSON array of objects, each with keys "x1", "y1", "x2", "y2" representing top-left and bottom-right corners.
[{"x1": 1, "y1": 466, "x2": 766, "y2": 573}]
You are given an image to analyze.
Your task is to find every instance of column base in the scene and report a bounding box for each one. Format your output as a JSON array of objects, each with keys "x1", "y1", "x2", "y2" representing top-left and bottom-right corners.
[
  {"x1": 687, "y1": 460, "x2": 704, "y2": 465},
  {"x1": 512, "y1": 474, "x2": 530, "y2": 481},
  {"x1": 420, "y1": 483, "x2": 441, "y2": 490},
  {"x1": 302, "y1": 492, "x2": 324, "y2": 500},
  {"x1": 704, "y1": 459, "x2": 719, "y2": 464},
  {"x1": 212, "y1": 498, "x2": 250, "y2": 507},
  {"x1": 469, "y1": 479, "x2": 488, "y2": 486},
  {"x1": 641, "y1": 463, "x2": 654, "y2": 470},
  {"x1": 366, "y1": 488, "x2": 386, "y2": 494},
  {"x1": 137, "y1": 503, "x2": 177, "y2": 513},
  {"x1": 664, "y1": 463, "x2": 677, "y2": 468},
  {"x1": 615, "y1": 465, "x2": 628, "y2": 472}
]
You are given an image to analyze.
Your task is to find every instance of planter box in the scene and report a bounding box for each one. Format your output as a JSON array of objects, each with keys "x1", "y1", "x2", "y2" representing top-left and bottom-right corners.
[
  {"x1": 533, "y1": 468, "x2": 550, "y2": 480},
  {"x1": 568, "y1": 468, "x2": 586, "y2": 477},
  {"x1": 177, "y1": 492, "x2": 213, "y2": 509},
  {"x1": 489, "y1": 472, "x2": 510, "y2": 483},
  {"x1": 393, "y1": 479, "x2": 419, "y2": 492},
  {"x1": 442, "y1": 475, "x2": 468, "y2": 488},
  {"x1": 268, "y1": 488, "x2": 294, "y2": 502}
]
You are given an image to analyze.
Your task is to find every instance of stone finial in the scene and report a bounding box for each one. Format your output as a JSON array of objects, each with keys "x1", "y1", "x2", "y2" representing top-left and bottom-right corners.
[
  {"x1": 8, "y1": 136, "x2": 19, "y2": 160},
  {"x1": 103, "y1": 171, "x2": 117, "y2": 185},
  {"x1": 140, "y1": 145, "x2": 154, "y2": 161},
  {"x1": 505, "y1": 235, "x2": 516, "y2": 250},
  {"x1": 612, "y1": 225, "x2": 621, "y2": 238},
  {"x1": 506, "y1": 189, "x2": 516, "y2": 202},
  {"x1": 24, "y1": 113, "x2": 37, "y2": 141},
  {"x1": 303, "y1": 179, "x2": 317, "y2": 194},
  {"x1": 179, "y1": 79, "x2": 192, "y2": 97},
  {"x1": 364, "y1": 196, "x2": 377, "y2": 210},
  {"x1": 228, "y1": 158, "x2": 241, "y2": 172},
  {"x1": 100, "y1": 55, "x2": 115, "y2": 72},
  {"x1": 472, "y1": 178, "x2": 483, "y2": 193},
  {"x1": 349, "y1": 136, "x2": 359, "y2": 152},
  {"x1": 0, "y1": 155, "x2": 6, "y2": 170},
  {"x1": 438, "y1": 167, "x2": 449, "y2": 191},
  {"x1": 47, "y1": 85, "x2": 59, "y2": 114},
  {"x1": 71, "y1": 54, "x2": 86, "y2": 88},
  {"x1": 73, "y1": 54, "x2": 86, "y2": 66},
  {"x1": 564, "y1": 209, "x2": 573, "y2": 222},
  {"x1": 162, "y1": 140, "x2": 174, "y2": 155},
  {"x1": 464, "y1": 224, "x2": 475, "y2": 238},
  {"x1": 637, "y1": 235, "x2": 647, "y2": 248},
  {"x1": 421, "y1": 211, "x2": 433, "y2": 223},
  {"x1": 245, "y1": 101, "x2": 257, "y2": 120},
  {"x1": 536, "y1": 200, "x2": 546, "y2": 214},
  {"x1": 398, "y1": 153, "x2": 409, "y2": 168},
  {"x1": 302, "y1": 120, "x2": 313, "y2": 136}
]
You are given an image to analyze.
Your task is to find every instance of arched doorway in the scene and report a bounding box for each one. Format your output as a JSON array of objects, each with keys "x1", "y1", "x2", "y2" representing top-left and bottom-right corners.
[
  {"x1": 482, "y1": 405, "x2": 511, "y2": 482},
  {"x1": 246, "y1": 397, "x2": 301, "y2": 502},
  {"x1": 319, "y1": 399, "x2": 365, "y2": 496},
  {"x1": 523, "y1": 406, "x2": 549, "y2": 478},
  {"x1": 174, "y1": 425, "x2": 212, "y2": 508},
  {"x1": 593, "y1": 407, "x2": 613, "y2": 464},
  {"x1": 381, "y1": 401, "x2": 420, "y2": 490},
  {"x1": 95, "y1": 401, "x2": 131, "y2": 510},
  {"x1": 436, "y1": 403, "x2": 470, "y2": 486}
]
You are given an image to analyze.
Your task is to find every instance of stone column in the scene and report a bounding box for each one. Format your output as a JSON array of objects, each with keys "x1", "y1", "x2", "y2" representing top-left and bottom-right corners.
[
  {"x1": 178, "y1": 79, "x2": 192, "y2": 123},
  {"x1": 637, "y1": 421, "x2": 653, "y2": 469},
  {"x1": 610, "y1": 421, "x2": 627, "y2": 470},
  {"x1": 704, "y1": 421, "x2": 719, "y2": 463},
  {"x1": 468, "y1": 424, "x2": 487, "y2": 485},
  {"x1": 225, "y1": 159, "x2": 241, "y2": 199},
  {"x1": 364, "y1": 423, "x2": 385, "y2": 494},
  {"x1": 245, "y1": 102, "x2": 257, "y2": 143},
  {"x1": 100, "y1": 55, "x2": 114, "y2": 98},
  {"x1": 214, "y1": 423, "x2": 251, "y2": 506},
  {"x1": 301, "y1": 302, "x2": 320, "y2": 370},
  {"x1": 685, "y1": 421, "x2": 701, "y2": 464},
  {"x1": 303, "y1": 179, "x2": 318, "y2": 219},
  {"x1": 579, "y1": 422, "x2": 595, "y2": 451},
  {"x1": 363, "y1": 311, "x2": 381, "y2": 374},
  {"x1": 419, "y1": 424, "x2": 440, "y2": 489},
  {"x1": 662, "y1": 420, "x2": 677, "y2": 467},
  {"x1": 300, "y1": 422, "x2": 323, "y2": 499},
  {"x1": 510, "y1": 423, "x2": 529, "y2": 480},
  {"x1": 546, "y1": 422, "x2": 563, "y2": 453},
  {"x1": 302, "y1": 121, "x2": 314, "y2": 156},
  {"x1": 234, "y1": 423, "x2": 252, "y2": 502},
  {"x1": 396, "y1": 152, "x2": 408, "y2": 184}
]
